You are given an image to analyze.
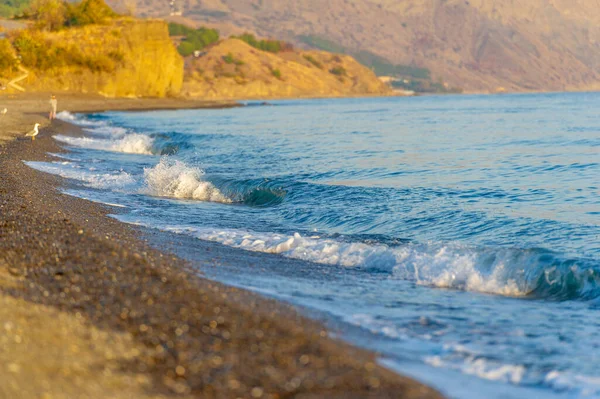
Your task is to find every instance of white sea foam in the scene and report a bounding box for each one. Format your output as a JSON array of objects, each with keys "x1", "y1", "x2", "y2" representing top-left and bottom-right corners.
[
  {"x1": 150, "y1": 225, "x2": 533, "y2": 297},
  {"x1": 142, "y1": 158, "x2": 231, "y2": 203},
  {"x1": 424, "y1": 354, "x2": 526, "y2": 384},
  {"x1": 56, "y1": 110, "x2": 77, "y2": 121},
  {"x1": 54, "y1": 133, "x2": 154, "y2": 155},
  {"x1": 56, "y1": 110, "x2": 158, "y2": 155},
  {"x1": 423, "y1": 343, "x2": 527, "y2": 385},
  {"x1": 58, "y1": 110, "x2": 130, "y2": 137},
  {"x1": 347, "y1": 314, "x2": 407, "y2": 339},
  {"x1": 165, "y1": 227, "x2": 398, "y2": 269},
  {"x1": 392, "y1": 245, "x2": 525, "y2": 296},
  {"x1": 25, "y1": 161, "x2": 136, "y2": 190},
  {"x1": 26, "y1": 158, "x2": 233, "y2": 205},
  {"x1": 545, "y1": 370, "x2": 600, "y2": 397},
  {"x1": 57, "y1": 111, "x2": 104, "y2": 127}
]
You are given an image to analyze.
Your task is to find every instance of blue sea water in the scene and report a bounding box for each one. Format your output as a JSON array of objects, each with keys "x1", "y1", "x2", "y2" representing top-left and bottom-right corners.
[{"x1": 27, "y1": 93, "x2": 600, "y2": 398}]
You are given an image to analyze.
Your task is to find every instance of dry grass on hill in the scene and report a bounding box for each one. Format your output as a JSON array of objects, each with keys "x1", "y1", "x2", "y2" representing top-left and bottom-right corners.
[{"x1": 182, "y1": 38, "x2": 390, "y2": 99}]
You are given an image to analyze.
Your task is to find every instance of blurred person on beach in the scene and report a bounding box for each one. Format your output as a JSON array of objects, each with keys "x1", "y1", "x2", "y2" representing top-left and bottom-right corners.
[{"x1": 49, "y1": 95, "x2": 57, "y2": 120}]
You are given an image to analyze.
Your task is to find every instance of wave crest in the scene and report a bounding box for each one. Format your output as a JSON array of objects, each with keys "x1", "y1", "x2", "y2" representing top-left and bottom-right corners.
[
  {"x1": 145, "y1": 226, "x2": 600, "y2": 300},
  {"x1": 57, "y1": 111, "x2": 105, "y2": 127},
  {"x1": 143, "y1": 158, "x2": 231, "y2": 203},
  {"x1": 393, "y1": 245, "x2": 600, "y2": 300},
  {"x1": 54, "y1": 134, "x2": 154, "y2": 155}
]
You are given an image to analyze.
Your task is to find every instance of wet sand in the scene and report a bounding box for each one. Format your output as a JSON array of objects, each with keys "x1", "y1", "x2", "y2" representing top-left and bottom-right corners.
[{"x1": 0, "y1": 96, "x2": 442, "y2": 398}]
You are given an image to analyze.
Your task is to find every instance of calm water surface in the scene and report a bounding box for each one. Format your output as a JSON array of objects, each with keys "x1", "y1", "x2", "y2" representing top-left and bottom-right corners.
[{"x1": 28, "y1": 93, "x2": 600, "y2": 398}]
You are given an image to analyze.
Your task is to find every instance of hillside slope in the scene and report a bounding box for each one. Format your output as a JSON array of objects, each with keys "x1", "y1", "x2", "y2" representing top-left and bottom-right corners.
[
  {"x1": 182, "y1": 38, "x2": 391, "y2": 99},
  {"x1": 1, "y1": 19, "x2": 183, "y2": 97},
  {"x1": 111, "y1": 0, "x2": 600, "y2": 92}
]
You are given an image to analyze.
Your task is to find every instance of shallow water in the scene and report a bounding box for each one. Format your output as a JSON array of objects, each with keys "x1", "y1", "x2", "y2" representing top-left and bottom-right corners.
[{"x1": 28, "y1": 93, "x2": 600, "y2": 398}]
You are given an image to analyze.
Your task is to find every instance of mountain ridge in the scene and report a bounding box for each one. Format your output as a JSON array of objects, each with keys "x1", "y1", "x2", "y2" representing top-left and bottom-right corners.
[{"x1": 110, "y1": 0, "x2": 600, "y2": 92}]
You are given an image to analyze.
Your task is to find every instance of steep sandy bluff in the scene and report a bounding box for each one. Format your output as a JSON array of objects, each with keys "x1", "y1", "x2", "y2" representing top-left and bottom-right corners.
[
  {"x1": 22, "y1": 20, "x2": 183, "y2": 97},
  {"x1": 182, "y1": 39, "x2": 391, "y2": 99}
]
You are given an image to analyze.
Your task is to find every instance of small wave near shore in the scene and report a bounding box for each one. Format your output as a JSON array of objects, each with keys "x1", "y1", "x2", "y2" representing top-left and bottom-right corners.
[
  {"x1": 121, "y1": 224, "x2": 600, "y2": 301},
  {"x1": 38, "y1": 112, "x2": 284, "y2": 206},
  {"x1": 56, "y1": 111, "x2": 186, "y2": 156}
]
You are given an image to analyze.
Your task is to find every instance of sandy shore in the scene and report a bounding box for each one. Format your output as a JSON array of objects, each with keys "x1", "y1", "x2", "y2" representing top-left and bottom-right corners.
[
  {"x1": 0, "y1": 95, "x2": 442, "y2": 398},
  {"x1": 0, "y1": 93, "x2": 240, "y2": 144}
]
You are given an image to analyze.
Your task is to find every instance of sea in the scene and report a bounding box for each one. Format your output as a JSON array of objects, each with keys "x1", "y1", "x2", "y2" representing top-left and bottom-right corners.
[{"x1": 27, "y1": 93, "x2": 600, "y2": 398}]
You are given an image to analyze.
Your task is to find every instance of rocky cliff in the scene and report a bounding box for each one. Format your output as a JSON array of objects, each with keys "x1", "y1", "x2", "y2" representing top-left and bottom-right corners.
[
  {"x1": 9, "y1": 19, "x2": 183, "y2": 97},
  {"x1": 181, "y1": 38, "x2": 391, "y2": 99}
]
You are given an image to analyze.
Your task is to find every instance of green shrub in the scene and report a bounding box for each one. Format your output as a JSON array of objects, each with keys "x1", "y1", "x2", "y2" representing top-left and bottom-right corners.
[
  {"x1": 168, "y1": 22, "x2": 192, "y2": 36},
  {"x1": 222, "y1": 52, "x2": 243, "y2": 65},
  {"x1": 11, "y1": 29, "x2": 117, "y2": 72},
  {"x1": 177, "y1": 41, "x2": 195, "y2": 57},
  {"x1": 271, "y1": 68, "x2": 282, "y2": 79},
  {"x1": 0, "y1": 0, "x2": 32, "y2": 18},
  {"x1": 107, "y1": 49, "x2": 124, "y2": 63},
  {"x1": 222, "y1": 53, "x2": 233, "y2": 64},
  {"x1": 65, "y1": 0, "x2": 117, "y2": 27},
  {"x1": 329, "y1": 66, "x2": 346, "y2": 76},
  {"x1": 84, "y1": 54, "x2": 117, "y2": 72},
  {"x1": 0, "y1": 39, "x2": 17, "y2": 74},
  {"x1": 29, "y1": 0, "x2": 66, "y2": 31},
  {"x1": 11, "y1": 30, "x2": 48, "y2": 68},
  {"x1": 232, "y1": 33, "x2": 292, "y2": 53},
  {"x1": 25, "y1": 0, "x2": 117, "y2": 30},
  {"x1": 303, "y1": 54, "x2": 322, "y2": 69},
  {"x1": 169, "y1": 23, "x2": 219, "y2": 56}
]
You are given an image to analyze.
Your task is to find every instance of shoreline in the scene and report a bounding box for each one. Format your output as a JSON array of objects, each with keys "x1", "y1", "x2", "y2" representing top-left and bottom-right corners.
[
  {"x1": 0, "y1": 99, "x2": 442, "y2": 397},
  {"x1": 0, "y1": 93, "x2": 241, "y2": 144}
]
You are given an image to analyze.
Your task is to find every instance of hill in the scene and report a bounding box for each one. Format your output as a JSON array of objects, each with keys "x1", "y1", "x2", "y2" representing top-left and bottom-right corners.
[
  {"x1": 109, "y1": 0, "x2": 600, "y2": 93},
  {"x1": 181, "y1": 38, "x2": 391, "y2": 99},
  {"x1": 0, "y1": 19, "x2": 183, "y2": 97}
]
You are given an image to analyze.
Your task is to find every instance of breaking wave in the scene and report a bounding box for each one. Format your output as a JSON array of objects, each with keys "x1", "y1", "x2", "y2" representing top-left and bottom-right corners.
[
  {"x1": 141, "y1": 225, "x2": 600, "y2": 300},
  {"x1": 54, "y1": 134, "x2": 155, "y2": 155},
  {"x1": 56, "y1": 112, "x2": 189, "y2": 156},
  {"x1": 24, "y1": 161, "x2": 136, "y2": 190},
  {"x1": 24, "y1": 157, "x2": 286, "y2": 206},
  {"x1": 57, "y1": 111, "x2": 104, "y2": 127},
  {"x1": 142, "y1": 158, "x2": 231, "y2": 203}
]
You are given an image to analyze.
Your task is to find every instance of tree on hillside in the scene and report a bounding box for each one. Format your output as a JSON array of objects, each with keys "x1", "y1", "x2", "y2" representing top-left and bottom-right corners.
[
  {"x1": 29, "y1": 0, "x2": 66, "y2": 31},
  {"x1": 168, "y1": 22, "x2": 219, "y2": 57},
  {"x1": 27, "y1": 0, "x2": 117, "y2": 31},
  {"x1": 66, "y1": 0, "x2": 116, "y2": 26},
  {"x1": 0, "y1": 39, "x2": 17, "y2": 76},
  {"x1": 0, "y1": 0, "x2": 32, "y2": 18}
]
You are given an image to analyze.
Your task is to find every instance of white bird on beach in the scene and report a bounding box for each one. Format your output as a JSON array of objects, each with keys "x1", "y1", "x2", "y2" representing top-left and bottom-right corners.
[
  {"x1": 25, "y1": 123, "x2": 40, "y2": 141},
  {"x1": 0, "y1": 108, "x2": 6, "y2": 116}
]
